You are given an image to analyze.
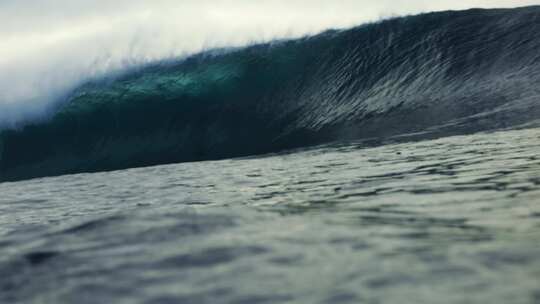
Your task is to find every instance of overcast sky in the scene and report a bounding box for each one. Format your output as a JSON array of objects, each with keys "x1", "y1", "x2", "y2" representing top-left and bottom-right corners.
[{"x1": 0, "y1": 0, "x2": 539, "y2": 127}]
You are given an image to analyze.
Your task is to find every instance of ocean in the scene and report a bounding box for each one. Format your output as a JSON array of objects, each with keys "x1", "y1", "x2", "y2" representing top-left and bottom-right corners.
[
  {"x1": 1, "y1": 127, "x2": 540, "y2": 303},
  {"x1": 1, "y1": 6, "x2": 540, "y2": 304}
]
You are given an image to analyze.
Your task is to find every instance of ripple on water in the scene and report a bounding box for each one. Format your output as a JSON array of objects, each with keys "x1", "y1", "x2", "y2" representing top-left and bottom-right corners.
[{"x1": 0, "y1": 128, "x2": 539, "y2": 303}]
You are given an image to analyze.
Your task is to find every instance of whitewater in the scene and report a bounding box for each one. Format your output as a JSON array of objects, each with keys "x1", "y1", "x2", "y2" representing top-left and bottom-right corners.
[
  {"x1": 2, "y1": 6, "x2": 540, "y2": 181},
  {"x1": 1, "y1": 5, "x2": 540, "y2": 304}
]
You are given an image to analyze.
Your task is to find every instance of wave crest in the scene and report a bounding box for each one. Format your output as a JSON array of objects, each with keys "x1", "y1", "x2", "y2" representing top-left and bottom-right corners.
[{"x1": 2, "y1": 7, "x2": 540, "y2": 181}]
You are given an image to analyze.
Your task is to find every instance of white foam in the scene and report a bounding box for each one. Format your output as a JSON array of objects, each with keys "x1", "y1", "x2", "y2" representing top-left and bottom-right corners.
[{"x1": 0, "y1": 0, "x2": 538, "y2": 128}]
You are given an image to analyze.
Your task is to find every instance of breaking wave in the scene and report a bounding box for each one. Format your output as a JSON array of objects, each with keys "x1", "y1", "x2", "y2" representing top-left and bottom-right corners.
[{"x1": 1, "y1": 6, "x2": 540, "y2": 182}]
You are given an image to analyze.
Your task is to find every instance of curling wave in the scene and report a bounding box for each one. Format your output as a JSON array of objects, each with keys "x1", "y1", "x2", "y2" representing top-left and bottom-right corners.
[{"x1": 1, "y1": 6, "x2": 540, "y2": 182}]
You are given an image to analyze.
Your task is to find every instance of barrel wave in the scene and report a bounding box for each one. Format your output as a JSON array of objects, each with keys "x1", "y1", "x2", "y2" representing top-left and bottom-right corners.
[{"x1": 1, "y1": 6, "x2": 540, "y2": 182}]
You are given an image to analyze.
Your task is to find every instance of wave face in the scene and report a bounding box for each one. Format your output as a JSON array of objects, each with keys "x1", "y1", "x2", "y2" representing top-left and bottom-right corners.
[{"x1": 2, "y1": 6, "x2": 540, "y2": 182}]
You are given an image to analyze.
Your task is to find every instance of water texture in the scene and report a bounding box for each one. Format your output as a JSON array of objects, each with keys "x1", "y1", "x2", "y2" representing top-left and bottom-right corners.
[
  {"x1": 1, "y1": 127, "x2": 539, "y2": 303},
  {"x1": 1, "y1": 6, "x2": 539, "y2": 303},
  {"x1": 2, "y1": 6, "x2": 540, "y2": 181}
]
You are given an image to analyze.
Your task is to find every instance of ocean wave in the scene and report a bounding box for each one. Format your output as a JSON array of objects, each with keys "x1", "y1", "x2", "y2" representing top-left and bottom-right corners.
[{"x1": 1, "y1": 6, "x2": 540, "y2": 182}]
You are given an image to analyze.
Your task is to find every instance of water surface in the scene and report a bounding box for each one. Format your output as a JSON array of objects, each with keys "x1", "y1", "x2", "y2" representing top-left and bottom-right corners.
[{"x1": 1, "y1": 127, "x2": 539, "y2": 303}]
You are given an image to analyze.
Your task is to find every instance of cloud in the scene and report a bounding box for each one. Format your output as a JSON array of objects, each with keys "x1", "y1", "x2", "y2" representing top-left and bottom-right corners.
[{"x1": 0, "y1": 0, "x2": 539, "y2": 128}]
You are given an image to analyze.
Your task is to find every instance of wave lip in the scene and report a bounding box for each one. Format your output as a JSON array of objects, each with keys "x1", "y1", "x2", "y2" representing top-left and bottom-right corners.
[{"x1": 2, "y1": 6, "x2": 540, "y2": 182}]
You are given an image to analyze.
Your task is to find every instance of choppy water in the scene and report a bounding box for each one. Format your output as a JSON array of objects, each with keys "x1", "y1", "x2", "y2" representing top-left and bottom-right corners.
[{"x1": 1, "y1": 127, "x2": 540, "y2": 304}]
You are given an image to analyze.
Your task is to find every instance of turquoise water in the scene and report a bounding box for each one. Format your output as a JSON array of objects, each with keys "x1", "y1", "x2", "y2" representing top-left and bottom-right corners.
[
  {"x1": 1, "y1": 127, "x2": 539, "y2": 303},
  {"x1": 4, "y1": 7, "x2": 540, "y2": 182}
]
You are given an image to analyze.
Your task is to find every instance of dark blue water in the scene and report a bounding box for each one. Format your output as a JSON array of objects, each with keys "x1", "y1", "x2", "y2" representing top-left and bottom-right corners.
[
  {"x1": 1, "y1": 6, "x2": 540, "y2": 304},
  {"x1": 1, "y1": 127, "x2": 540, "y2": 303},
  {"x1": 2, "y1": 6, "x2": 540, "y2": 182}
]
